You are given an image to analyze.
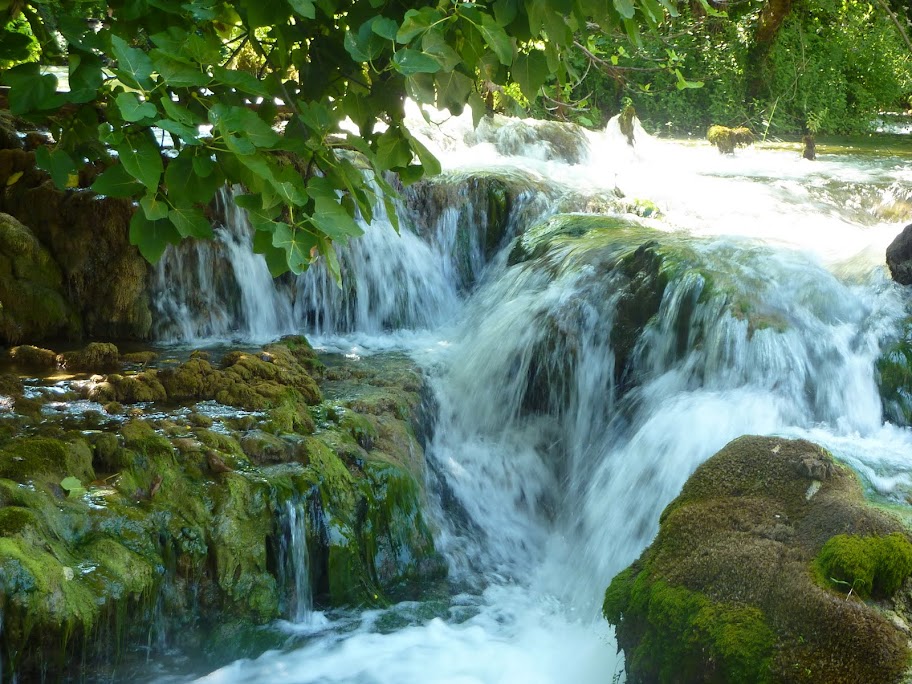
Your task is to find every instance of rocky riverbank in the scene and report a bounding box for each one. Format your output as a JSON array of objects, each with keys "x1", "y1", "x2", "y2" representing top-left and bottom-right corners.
[{"x1": 0, "y1": 337, "x2": 444, "y2": 680}]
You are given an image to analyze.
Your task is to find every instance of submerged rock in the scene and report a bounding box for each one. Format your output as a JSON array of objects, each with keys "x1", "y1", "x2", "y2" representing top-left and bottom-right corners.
[
  {"x1": 886, "y1": 223, "x2": 912, "y2": 285},
  {"x1": 604, "y1": 435, "x2": 912, "y2": 684}
]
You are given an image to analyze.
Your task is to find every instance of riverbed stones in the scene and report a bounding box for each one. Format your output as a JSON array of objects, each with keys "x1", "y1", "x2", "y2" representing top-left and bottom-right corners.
[{"x1": 603, "y1": 435, "x2": 912, "y2": 684}]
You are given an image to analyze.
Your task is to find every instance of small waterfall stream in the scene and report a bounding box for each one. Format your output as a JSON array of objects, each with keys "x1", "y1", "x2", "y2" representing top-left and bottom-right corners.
[
  {"x1": 151, "y1": 113, "x2": 912, "y2": 683},
  {"x1": 279, "y1": 500, "x2": 313, "y2": 624}
]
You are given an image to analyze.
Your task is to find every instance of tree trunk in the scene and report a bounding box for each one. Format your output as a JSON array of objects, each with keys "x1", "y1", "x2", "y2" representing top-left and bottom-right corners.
[{"x1": 746, "y1": 0, "x2": 795, "y2": 100}]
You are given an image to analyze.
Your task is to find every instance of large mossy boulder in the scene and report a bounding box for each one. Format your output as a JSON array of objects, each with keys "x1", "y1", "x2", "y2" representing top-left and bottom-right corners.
[
  {"x1": 0, "y1": 212, "x2": 79, "y2": 343},
  {"x1": 604, "y1": 435, "x2": 912, "y2": 684},
  {"x1": 0, "y1": 148, "x2": 152, "y2": 342}
]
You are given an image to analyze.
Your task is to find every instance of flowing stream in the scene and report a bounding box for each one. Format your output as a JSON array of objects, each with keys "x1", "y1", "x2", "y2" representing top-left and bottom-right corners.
[{"x1": 150, "y1": 111, "x2": 912, "y2": 683}]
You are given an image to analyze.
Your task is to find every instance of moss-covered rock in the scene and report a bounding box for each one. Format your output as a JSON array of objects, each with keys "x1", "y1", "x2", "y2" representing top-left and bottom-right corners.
[
  {"x1": 58, "y1": 342, "x2": 121, "y2": 372},
  {"x1": 0, "y1": 148, "x2": 152, "y2": 341},
  {"x1": 604, "y1": 436, "x2": 912, "y2": 684},
  {"x1": 0, "y1": 212, "x2": 79, "y2": 343},
  {"x1": 9, "y1": 344, "x2": 58, "y2": 367},
  {"x1": 0, "y1": 339, "x2": 443, "y2": 680},
  {"x1": 707, "y1": 125, "x2": 755, "y2": 154}
]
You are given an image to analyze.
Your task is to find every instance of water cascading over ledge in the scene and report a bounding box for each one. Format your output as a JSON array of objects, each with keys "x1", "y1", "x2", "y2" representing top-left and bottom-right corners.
[{"x1": 149, "y1": 171, "x2": 555, "y2": 343}]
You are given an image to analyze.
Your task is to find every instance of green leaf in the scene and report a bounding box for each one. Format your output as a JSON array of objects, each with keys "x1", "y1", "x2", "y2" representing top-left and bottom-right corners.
[
  {"x1": 211, "y1": 66, "x2": 271, "y2": 97},
  {"x1": 318, "y1": 236, "x2": 343, "y2": 288},
  {"x1": 494, "y1": 0, "x2": 519, "y2": 25},
  {"x1": 35, "y1": 147, "x2": 76, "y2": 190},
  {"x1": 236, "y1": 193, "x2": 282, "y2": 230},
  {"x1": 60, "y1": 476, "x2": 86, "y2": 498},
  {"x1": 253, "y1": 229, "x2": 290, "y2": 276},
  {"x1": 156, "y1": 119, "x2": 203, "y2": 145},
  {"x1": 91, "y1": 164, "x2": 144, "y2": 198},
  {"x1": 309, "y1": 180, "x2": 364, "y2": 240},
  {"x1": 402, "y1": 128, "x2": 441, "y2": 177},
  {"x1": 68, "y1": 52, "x2": 104, "y2": 103},
  {"x1": 110, "y1": 34, "x2": 154, "y2": 89},
  {"x1": 151, "y1": 52, "x2": 210, "y2": 88},
  {"x1": 289, "y1": 0, "x2": 316, "y2": 18},
  {"x1": 468, "y1": 92, "x2": 487, "y2": 128},
  {"x1": 141, "y1": 193, "x2": 171, "y2": 221},
  {"x1": 160, "y1": 97, "x2": 198, "y2": 126},
  {"x1": 393, "y1": 49, "x2": 441, "y2": 75},
  {"x1": 169, "y1": 206, "x2": 214, "y2": 238},
  {"x1": 435, "y1": 70, "x2": 474, "y2": 113},
  {"x1": 116, "y1": 92, "x2": 158, "y2": 122},
  {"x1": 405, "y1": 73, "x2": 436, "y2": 106},
  {"x1": 165, "y1": 152, "x2": 224, "y2": 207},
  {"x1": 397, "y1": 8, "x2": 443, "y2": 44},
  {"x1": 192, "y1": 153, "x2": 217, "y2": 178},
  {"x1": 371, "y1": 17, "x2": 398, "y2": 41},
  {"x1": 0, "y1": 27, "x2": 34, "y2": 62},
  {"x1": 117, "y1": 134, "x2": 164, "y2": 190},
  {"x1": 613, "y1": 0, "x2": 636, "y2": 19},
  {"x1": 3, "y1": 64, "x2": 59, "y2": 115},
  {"x1": 129, "y1": 210, "x2": 181, "y2": 263},
  {"x1": 375, "y1": 130, "x2": 412, "y2": 170},
  {"x1": 421, "y1": 31, "x2": 462, "y2": 71},
  {"x1": 476, "y1": 13, "x2": 514, "y2": 66},
  {"x1": 210, "y1": 104, "x2": 281, "y2": 149},
  {"x1": 272, "y1": 222, "x2": 316, "y2": 274},
  {"x1": 512, "y1": 51, "x2": 548, "y2": 100}
]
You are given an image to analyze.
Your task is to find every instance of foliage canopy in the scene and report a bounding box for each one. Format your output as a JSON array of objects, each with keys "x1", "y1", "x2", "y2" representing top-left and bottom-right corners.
[{"x1": 0, "y1": 0, "x2": 690, "y2": 279}]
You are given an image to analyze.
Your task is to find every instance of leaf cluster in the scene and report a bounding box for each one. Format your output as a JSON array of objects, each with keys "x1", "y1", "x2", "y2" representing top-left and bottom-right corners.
[{"x1": 0, "y1": 0, "x2": 676, "y2": 280}]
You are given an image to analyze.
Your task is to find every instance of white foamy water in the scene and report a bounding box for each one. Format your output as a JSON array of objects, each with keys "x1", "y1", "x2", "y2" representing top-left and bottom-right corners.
[{"x1": 148, "y1": 108, "x2": 912, "y2": 684}]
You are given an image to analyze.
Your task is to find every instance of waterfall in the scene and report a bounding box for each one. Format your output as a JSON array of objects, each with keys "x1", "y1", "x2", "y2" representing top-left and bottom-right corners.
[
  {"x1": 279, "y1": 499, "x2": 313, "y2": 623},
  {"x1": 151, "y1": 188, "x2": 296, "y2": 343},
  {"x1": 156, "y1": 113, "x2": 912, "y2": 683}
]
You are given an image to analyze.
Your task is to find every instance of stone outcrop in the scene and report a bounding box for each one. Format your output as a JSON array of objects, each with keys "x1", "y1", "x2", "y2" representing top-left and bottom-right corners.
[
  {"x1": 0, "y1": 337, "x2": 444, "y2": 680},
  {"x1": 886, "y1": 223, "x2": 912, "y2": 286},
  {"x1": 604, "y1": 435, "x2": 912, "y2": 684},
  {"x1": 0, "y1": 147, "x2": 152, "y2": 343}
]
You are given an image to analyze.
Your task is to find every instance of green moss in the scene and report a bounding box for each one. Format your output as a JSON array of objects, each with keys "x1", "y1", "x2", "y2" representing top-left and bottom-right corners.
[
  {"x1": 816, "y1": 532, "x2": 912, "y2": 598},
  {"x1": 9, "y1": 344, "x2": 57, "y2": 367},
  {"x1": 607, "y1": 572, "x2": 775, "y2": 684},
  {"x1": 0, "y1": 437, "x2": 94, "y2": 483},
  {"x1": 58, "y1": 343, "x2": 120, "y2": 372},
  {"x1": 708, "y1": 125, "x2": 755, "y2": 154}
]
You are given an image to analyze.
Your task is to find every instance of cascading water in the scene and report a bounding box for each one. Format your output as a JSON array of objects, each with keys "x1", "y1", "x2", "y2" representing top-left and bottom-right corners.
[
  {"x1": 278, "y1": 500, "x2": 313, "y2": 624},
  {"x1": 160, "y1": 109, "x2": 912, "y2": 683}
]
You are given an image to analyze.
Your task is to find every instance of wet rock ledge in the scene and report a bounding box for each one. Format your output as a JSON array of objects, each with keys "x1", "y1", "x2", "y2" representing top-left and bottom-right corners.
[
  {"x1": 604, "y1": 435, "x2": 912, "y2": 684},
  {"x1": 0, "y1": 336, "x2": 444, "y2": 680}
]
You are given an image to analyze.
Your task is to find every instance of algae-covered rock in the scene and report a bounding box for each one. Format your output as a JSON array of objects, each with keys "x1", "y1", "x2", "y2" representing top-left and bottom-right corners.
[
  {"x1": 58, "y1": 342, "x2": 121, "y2": 372},
  {"x1": 0, "y1": 339, "x2": 443, "y2": 680},
  {"x1": 0, "y1": 148, "x2": 152, "y2": 341},
  {"x1": 0, "y1": 212, "x2": 78, "y2": 343},
  {"x1": 707, "y1": 125, "x2": 755, "y2": 154},
  {"x1": 604, "y1": 436, "x2": 912, "y2": 684},
  {"x1": 9, "y1": 344, "x2": 57, "y2": 367}
]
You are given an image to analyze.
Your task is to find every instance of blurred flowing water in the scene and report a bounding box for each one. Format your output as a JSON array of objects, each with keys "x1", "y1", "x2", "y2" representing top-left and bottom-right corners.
[{"x1": 149, "y1": 110, "x2": 912, "y2": 683}]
